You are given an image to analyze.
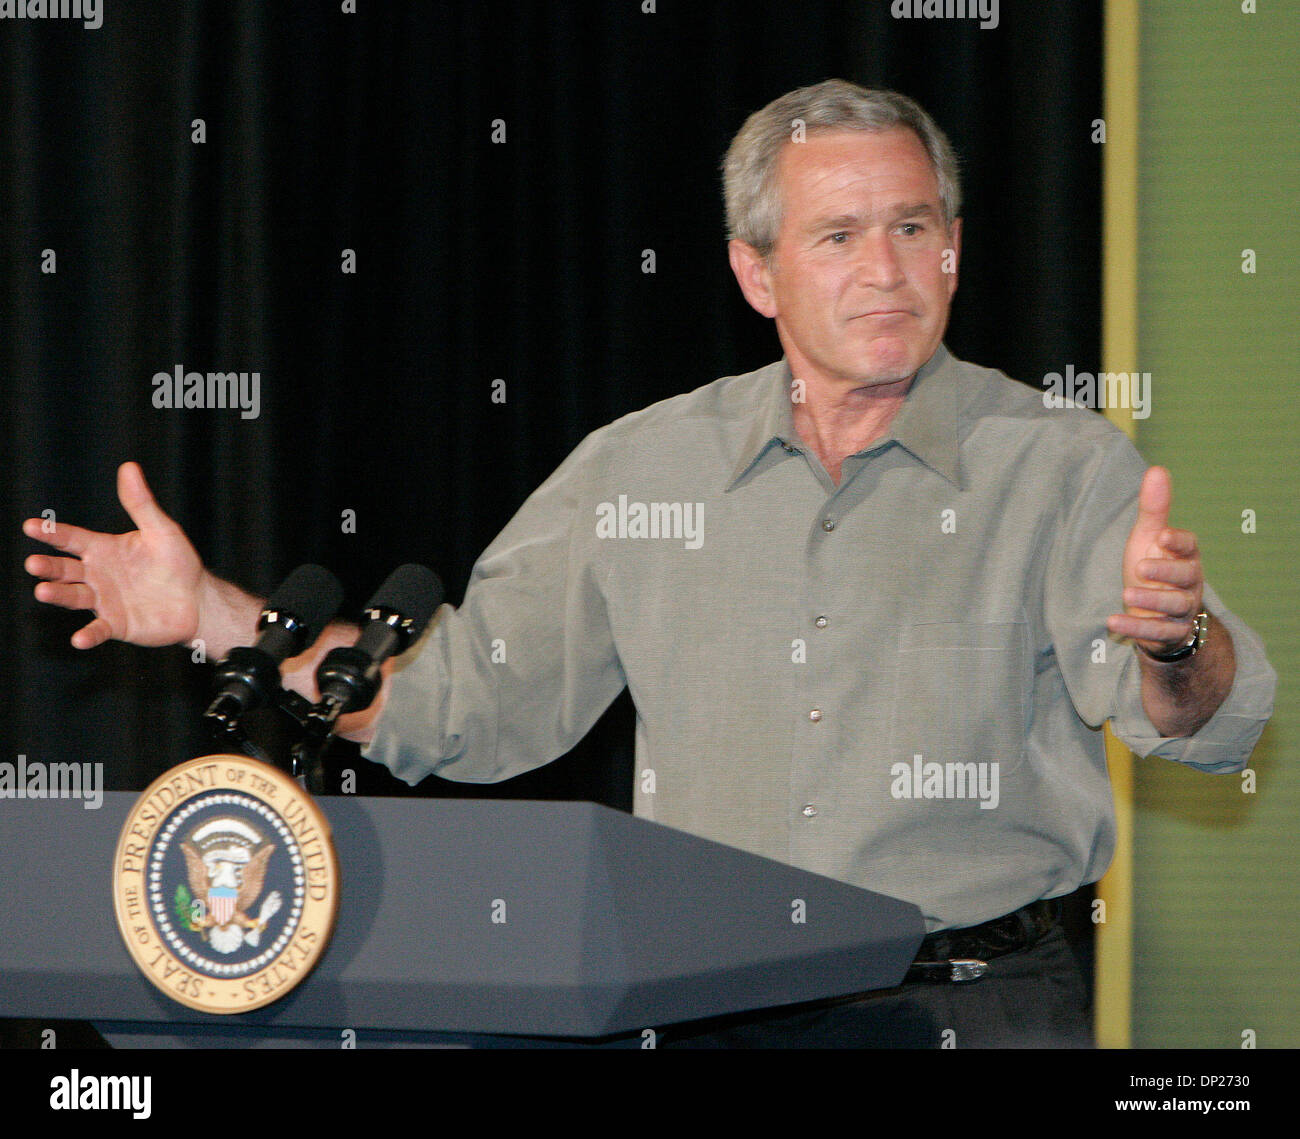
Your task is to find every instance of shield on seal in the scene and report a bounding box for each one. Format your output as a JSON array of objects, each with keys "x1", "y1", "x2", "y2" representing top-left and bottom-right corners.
[{"x1": 208, "y1": 885, "x2": 237, "y2": 925}]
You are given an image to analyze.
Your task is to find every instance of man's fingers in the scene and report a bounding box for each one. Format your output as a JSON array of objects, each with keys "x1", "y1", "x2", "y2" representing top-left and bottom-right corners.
[
  {"x1": 1123, "y1": 586, "x2": 1196, "y2": 616},
  {"x1": 116, "y1": 461, "x2": 175, "y2": 534},
  {"x1": 21, "y1": 516, "x2": 93, "y2": 556},
  {"x1": 71, "y1": 617, "x2": 114, "y2": 651},
  {"x1": 1107, "y1": 612, "x2": 1196, "y2": 644},
  {"x1": 33, "y1": 581, "x2": 96, "y2": 611},
  {"x1": 1156, "y1": 527, "x2": 1198, "y2": 557},
  {"x1": 1137, "y1": 557, "x2": 1199, "y2": 588},
  {"x1": 24, "y1": 553, "x2": 85, "y2": 584}
]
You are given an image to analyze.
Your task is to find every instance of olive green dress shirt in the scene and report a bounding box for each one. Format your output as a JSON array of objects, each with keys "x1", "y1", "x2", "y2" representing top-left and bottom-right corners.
[{"x1": 364, "y1": 345, "x2": 1275, "y2": 930}]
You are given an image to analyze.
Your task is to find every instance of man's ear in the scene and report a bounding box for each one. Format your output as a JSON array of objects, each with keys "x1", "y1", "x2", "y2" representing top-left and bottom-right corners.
[
  {"x1": 943, "y1": 218, "x2": 962, "y2": 299},
  {"x1": 728, "y1": 239, "x2": 778, "y2": 319}
]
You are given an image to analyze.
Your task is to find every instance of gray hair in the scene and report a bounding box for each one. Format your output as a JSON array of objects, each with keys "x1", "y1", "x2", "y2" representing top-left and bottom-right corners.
[{"x1": 723, "y1": 80, "x2": 961, "y2": 257}]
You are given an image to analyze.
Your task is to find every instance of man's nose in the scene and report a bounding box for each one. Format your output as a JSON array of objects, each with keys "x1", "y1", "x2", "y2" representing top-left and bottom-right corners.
[{"x1": 854, "y1": 231, "x2": 906, "y2": 291}]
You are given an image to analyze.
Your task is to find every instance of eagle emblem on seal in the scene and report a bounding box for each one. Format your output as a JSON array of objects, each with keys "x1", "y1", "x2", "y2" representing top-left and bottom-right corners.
[{"x1": 176, "y1": 817, "x2": 283, "y2": 955}]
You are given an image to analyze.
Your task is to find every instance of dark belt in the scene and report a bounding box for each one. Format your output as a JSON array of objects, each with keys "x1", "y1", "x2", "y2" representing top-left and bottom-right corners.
[{"x1": 903, "y1": 899, "x2": 1061, "y2": 984}]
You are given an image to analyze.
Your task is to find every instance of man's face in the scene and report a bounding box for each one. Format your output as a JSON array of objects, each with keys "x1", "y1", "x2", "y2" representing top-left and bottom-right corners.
[{"x1": 730, "y1": 127, "x2": 960, "y2": 390}]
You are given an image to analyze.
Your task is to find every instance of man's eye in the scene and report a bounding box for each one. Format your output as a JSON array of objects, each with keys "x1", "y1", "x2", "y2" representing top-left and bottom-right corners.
[
  {"x1": 897, "y1": 222, "x2": 924, "y2": 236},
  {"x1": 828, "y1": 231, "x2": 850, "y2": 244}
]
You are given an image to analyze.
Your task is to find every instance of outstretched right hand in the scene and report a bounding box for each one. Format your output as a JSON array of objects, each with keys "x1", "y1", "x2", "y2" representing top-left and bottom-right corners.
[{"x1": 23, "y1": 462, "x2": 205, "y2": 650}]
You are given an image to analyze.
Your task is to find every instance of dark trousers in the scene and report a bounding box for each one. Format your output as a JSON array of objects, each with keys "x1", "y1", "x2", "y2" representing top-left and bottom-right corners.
[{"x1": 660, "y1": 925, "x2": 1093, "y2": 1049}]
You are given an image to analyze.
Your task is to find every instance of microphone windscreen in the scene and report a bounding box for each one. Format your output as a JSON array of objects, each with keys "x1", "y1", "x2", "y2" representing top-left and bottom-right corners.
[
  {"x1": 264, "y1": 563, "x2": 346, "y2": 639},
  {"x1": 364, "y1": 563, "x2": 444, "y2": 638}
]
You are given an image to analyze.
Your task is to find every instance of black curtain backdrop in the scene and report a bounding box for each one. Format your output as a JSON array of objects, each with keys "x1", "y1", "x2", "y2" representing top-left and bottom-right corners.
[{"x1": 3, "y1": 0, "x2": 1102, "y2": 811}]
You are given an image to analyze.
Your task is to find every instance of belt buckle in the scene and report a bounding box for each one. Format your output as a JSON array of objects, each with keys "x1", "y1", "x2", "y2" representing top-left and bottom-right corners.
[
  {"x1": 947, "y1": 958, "x2": 988, "y2": 983},
  {"x1": 907, "y1": 957, "x2": 989, "y2": 984}
]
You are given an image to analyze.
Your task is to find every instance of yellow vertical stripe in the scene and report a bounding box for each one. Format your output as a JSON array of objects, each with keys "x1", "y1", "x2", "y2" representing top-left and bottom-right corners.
[{"x1": 1095, "y1": 0, "x2": 1140, "y2": 1050}]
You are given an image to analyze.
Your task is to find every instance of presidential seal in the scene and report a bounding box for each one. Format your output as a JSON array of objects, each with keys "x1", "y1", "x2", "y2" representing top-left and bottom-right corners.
[{"x1": 112, "y1": 754, "x2": 339, "y2": 1013}]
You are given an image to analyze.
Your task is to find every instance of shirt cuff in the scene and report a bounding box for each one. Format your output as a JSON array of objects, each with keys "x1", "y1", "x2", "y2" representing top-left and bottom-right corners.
[
  {"x1": 359, "y1": 611, "x2": 452, "y2": 786},
  {"x1": 1109, "y1": 597, "x2": 1276, "y2": 773}
]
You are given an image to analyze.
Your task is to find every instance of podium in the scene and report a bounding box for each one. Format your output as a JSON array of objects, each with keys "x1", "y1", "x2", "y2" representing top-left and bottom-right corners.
[{"x1": 0, "y1": 792, "x2": 925, "y2": 1047}]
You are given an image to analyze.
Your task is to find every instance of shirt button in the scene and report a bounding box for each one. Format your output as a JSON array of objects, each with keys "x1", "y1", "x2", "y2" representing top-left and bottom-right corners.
[
  {"x1": 821, "y1": 519, "x2": 835, "y2": 532},
  {"x1": 809, "y1": 708, "x2": 823, "y2": 723},
  {"x1": 781, "y1": 442, "x2": 798, "y2": 454},
  {"x1": 802, "y1": 804, "x2": 818, "y2": 818},
  {"x1": 814, "y1": 615, "x2": 829, "y2": 629}
]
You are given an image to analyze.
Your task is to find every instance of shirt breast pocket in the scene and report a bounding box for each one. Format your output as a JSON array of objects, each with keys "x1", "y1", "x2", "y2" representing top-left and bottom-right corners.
[{"x1": 888, "y1": 620, "x2": 1029, "y2": 775}]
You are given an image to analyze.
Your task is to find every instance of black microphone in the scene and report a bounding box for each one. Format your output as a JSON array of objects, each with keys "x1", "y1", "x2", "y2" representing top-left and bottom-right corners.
[
  {"x1": 204, "y1": 564, "x2": 346, "y2": 732},
  {"x1": 311, "y1": 563, "x2": 444, "y2": 720},
  {"x1": 291, "y1": 564, "x2": 442, "y2": 791}
]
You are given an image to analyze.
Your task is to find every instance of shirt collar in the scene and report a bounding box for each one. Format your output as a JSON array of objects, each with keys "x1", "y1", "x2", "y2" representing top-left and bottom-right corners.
[
  {"x1": 727, "y1": 344, "x2": 964, "y2": 490},
  {"x1": 727, "y1": 359, "x2": 800, "y2": 488}
]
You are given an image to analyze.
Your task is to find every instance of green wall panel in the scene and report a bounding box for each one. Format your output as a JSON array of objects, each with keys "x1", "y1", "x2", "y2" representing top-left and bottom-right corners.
[{"x1": 1132, "y1": 0, "x2": 1298, "y2": 1047}]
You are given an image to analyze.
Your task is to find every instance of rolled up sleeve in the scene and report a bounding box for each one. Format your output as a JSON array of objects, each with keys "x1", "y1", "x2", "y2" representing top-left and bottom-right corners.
[
  {"x1": 1109, "y1": 581, "x2": 1276, "y2": 772},
  {"x1": 362, "y1": 431, "x2": 626, "y2": 786},
  {"x1": 1046, "y1": 428, "x2": 1275, "y2": 773}
]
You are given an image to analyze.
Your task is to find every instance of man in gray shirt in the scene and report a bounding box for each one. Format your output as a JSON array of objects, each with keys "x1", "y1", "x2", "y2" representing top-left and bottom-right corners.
[{"x1": 24, "y1": 81, "x2": 1275, "y2": 1047}]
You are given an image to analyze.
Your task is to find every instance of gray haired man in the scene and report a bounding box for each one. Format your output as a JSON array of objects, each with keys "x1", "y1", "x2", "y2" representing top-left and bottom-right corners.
[{"x1": 25, "y1": 81, "x2": 1274, "y2": 1048}]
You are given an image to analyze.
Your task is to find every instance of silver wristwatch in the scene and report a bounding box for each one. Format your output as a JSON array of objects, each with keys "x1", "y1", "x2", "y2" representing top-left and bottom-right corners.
[{"x1": 1142, "y1": 609, "x2": 1210, "y2": 663}]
